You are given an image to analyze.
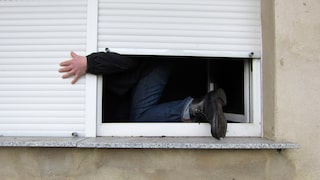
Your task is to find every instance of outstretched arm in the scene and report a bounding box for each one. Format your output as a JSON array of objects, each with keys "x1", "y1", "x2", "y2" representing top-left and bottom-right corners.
[
  {"x1": 59, "y1": 50, "x2": 139, "y2": 84},
  {"x1": 59, "y1": 51, "x2": 87, "y2": 84},
  {"x1": 86, "y1": 51, "x2": 139, "y2": 75}
]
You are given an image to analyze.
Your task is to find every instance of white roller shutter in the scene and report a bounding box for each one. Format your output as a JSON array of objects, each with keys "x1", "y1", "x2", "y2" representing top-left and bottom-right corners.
[
  {"x1": 98, "y1": 0, "x2": 261, "y2": 58},
  {"x1": 0, "y1": 0, "x2": 88, "y2": 136},
  {"x1": 0, "y1": 0, "x2": 262, "y2": 137}
]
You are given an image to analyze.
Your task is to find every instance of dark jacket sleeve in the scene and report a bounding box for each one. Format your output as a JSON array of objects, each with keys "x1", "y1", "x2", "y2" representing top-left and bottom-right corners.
[
  {"x1": 86, "y1": 51, "x2": 139, "y2": 75},
  {"x1": 86, "y1": 50, "x2": 143, "y2": 97}
]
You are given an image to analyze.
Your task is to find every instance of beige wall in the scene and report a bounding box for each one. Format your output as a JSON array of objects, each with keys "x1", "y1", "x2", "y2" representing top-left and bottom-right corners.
[
  {"x1": 274, "y1": 0, "x2": 320, "y2": 179},
  {"x1": 0, "y1": 0, "x2": 320, "y2": 179},
  {"x1": 0, "y1": 148, "x2": 297, "y2": 180}
]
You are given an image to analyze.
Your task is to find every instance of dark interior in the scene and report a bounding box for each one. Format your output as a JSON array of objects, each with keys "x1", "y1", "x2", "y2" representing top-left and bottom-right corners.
[{"x1": 102, "y1": 55, "x2": 247, "y2": 123}]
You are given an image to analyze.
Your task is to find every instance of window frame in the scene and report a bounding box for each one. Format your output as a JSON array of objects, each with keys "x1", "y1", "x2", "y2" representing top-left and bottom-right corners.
[
  {"x1": 84, "y1": 0, "x2": 98, "y2": 137},
  {"x1": 85, "y1": 0, "x2": 262, "y2": 137},
  {"x1": 95, "y1": 57, "x2": 261, "y2": 137},
  {"x1": 224, "y1": 59, "x2": 251, "y2": 123}
]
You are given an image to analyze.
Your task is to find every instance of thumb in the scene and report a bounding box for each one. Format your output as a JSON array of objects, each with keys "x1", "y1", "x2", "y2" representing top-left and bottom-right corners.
[{"x1": 70, "y1": 51, "x2": 78, "y2": 58}]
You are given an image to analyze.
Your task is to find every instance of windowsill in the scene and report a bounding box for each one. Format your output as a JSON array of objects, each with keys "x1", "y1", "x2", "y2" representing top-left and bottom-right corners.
[{"x1": 0, "y1": 136, "x2": 299, "y2": 150}]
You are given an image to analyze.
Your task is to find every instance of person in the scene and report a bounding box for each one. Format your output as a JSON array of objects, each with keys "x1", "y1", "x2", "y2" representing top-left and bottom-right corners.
[{"x1": 59, "y1": 49, "x2": 227, "y2": 139}]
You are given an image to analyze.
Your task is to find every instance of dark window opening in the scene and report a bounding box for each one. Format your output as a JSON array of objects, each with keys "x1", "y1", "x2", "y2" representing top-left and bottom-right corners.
[{"x1": 102, "y1": 55, "x2": 248, "y2": 123}]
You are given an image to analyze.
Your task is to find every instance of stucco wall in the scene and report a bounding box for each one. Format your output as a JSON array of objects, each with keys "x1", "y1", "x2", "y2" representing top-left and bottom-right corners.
[
  {"x1": 0, "y1": 0, "x2": 319, "y2": 179},
  {"x1": 274, "y1": 0, "x2": 320, "y2": 179},
  {"x1": 0, "y1": 148, "x2": 297, "y2": 180}
]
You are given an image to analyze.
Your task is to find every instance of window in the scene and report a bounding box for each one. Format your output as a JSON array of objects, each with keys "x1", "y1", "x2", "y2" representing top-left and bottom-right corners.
[
  {"x1": 0, "y1": 0, "x2": 262, "y2": 138},
  {"x1": 96, "y1": 0, "x2": 262, "y2": 137},
  {"x1": 101, "y1": 56, "x2": 250, "y2": 123},
  {"x1": 97, "y1": 57, "x2": 261, "y2": 137}
]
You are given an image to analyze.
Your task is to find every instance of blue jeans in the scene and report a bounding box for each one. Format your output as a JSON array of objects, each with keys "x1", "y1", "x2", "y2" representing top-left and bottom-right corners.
[{"x1": 130, "y1": 64, "x2": 192, "y2": 122}]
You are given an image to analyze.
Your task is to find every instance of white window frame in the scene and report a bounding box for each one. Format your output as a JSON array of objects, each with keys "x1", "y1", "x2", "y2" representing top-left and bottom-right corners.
[
  {"x1": 85, "y1": 0, "x2": 98, "y2": 137},
  {"x1": 224, "y1": 60, "x2": 251, "y2": 123},
  {"x1": 85, "y1": 0, "x2": 262, "y2": 137},
  {"x1": 95, "y1": 58, "x2": 261, "y2": 137}
]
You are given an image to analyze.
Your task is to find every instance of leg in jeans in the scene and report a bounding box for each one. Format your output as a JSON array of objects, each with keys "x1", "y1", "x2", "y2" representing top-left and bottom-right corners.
[
  {"x1": 129, "y1": 62, "x2": 227, "y2": 139},
  {"x1": 130, "y1": 64, "x2": 192, "y2": 122}
]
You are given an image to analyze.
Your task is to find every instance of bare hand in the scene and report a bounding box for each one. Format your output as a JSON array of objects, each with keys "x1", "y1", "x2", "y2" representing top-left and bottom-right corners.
[{"x1": 59, "y1": 51, "x2": 87, "y2": 84}]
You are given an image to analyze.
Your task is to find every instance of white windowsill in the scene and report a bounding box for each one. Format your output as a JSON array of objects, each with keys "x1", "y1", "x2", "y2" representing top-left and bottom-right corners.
[{"x1": 0, "y1": 137, "x2": 298, "y2": 150}]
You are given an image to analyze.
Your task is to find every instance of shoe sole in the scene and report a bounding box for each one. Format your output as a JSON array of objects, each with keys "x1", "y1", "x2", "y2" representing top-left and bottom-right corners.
[{"x1": 211, "y1": 89, "x2": 227, "y2": 139}]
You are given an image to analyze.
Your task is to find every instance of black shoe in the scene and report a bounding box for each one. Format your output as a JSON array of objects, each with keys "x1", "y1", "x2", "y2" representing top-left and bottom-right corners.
[{"x1": 189, "y1": 89, "x2": 227, "y2": 139}]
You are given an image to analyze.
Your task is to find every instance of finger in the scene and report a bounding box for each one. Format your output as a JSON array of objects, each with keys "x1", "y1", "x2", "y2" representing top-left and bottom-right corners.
[
  {"x1": 71, "y1": 51, "x2": 78, "y2": 58},
  {"x1": 62, "y1": 70, "x2": 75, "y2": 79},
  {"x1": 58, "y1": 66, "x2": 72, "y2": 73},
  {"x1": 60, "y1": 60, "x2": 72, "y2": 66},
  {"x1": 71, "y1": 74, "x2": 80, "y2": 84}
]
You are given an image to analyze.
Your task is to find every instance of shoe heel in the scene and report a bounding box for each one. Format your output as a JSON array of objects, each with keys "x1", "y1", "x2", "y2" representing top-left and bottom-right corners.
[{"x1": 215, "y1": 89, "x2": 227, "y2": 106}]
